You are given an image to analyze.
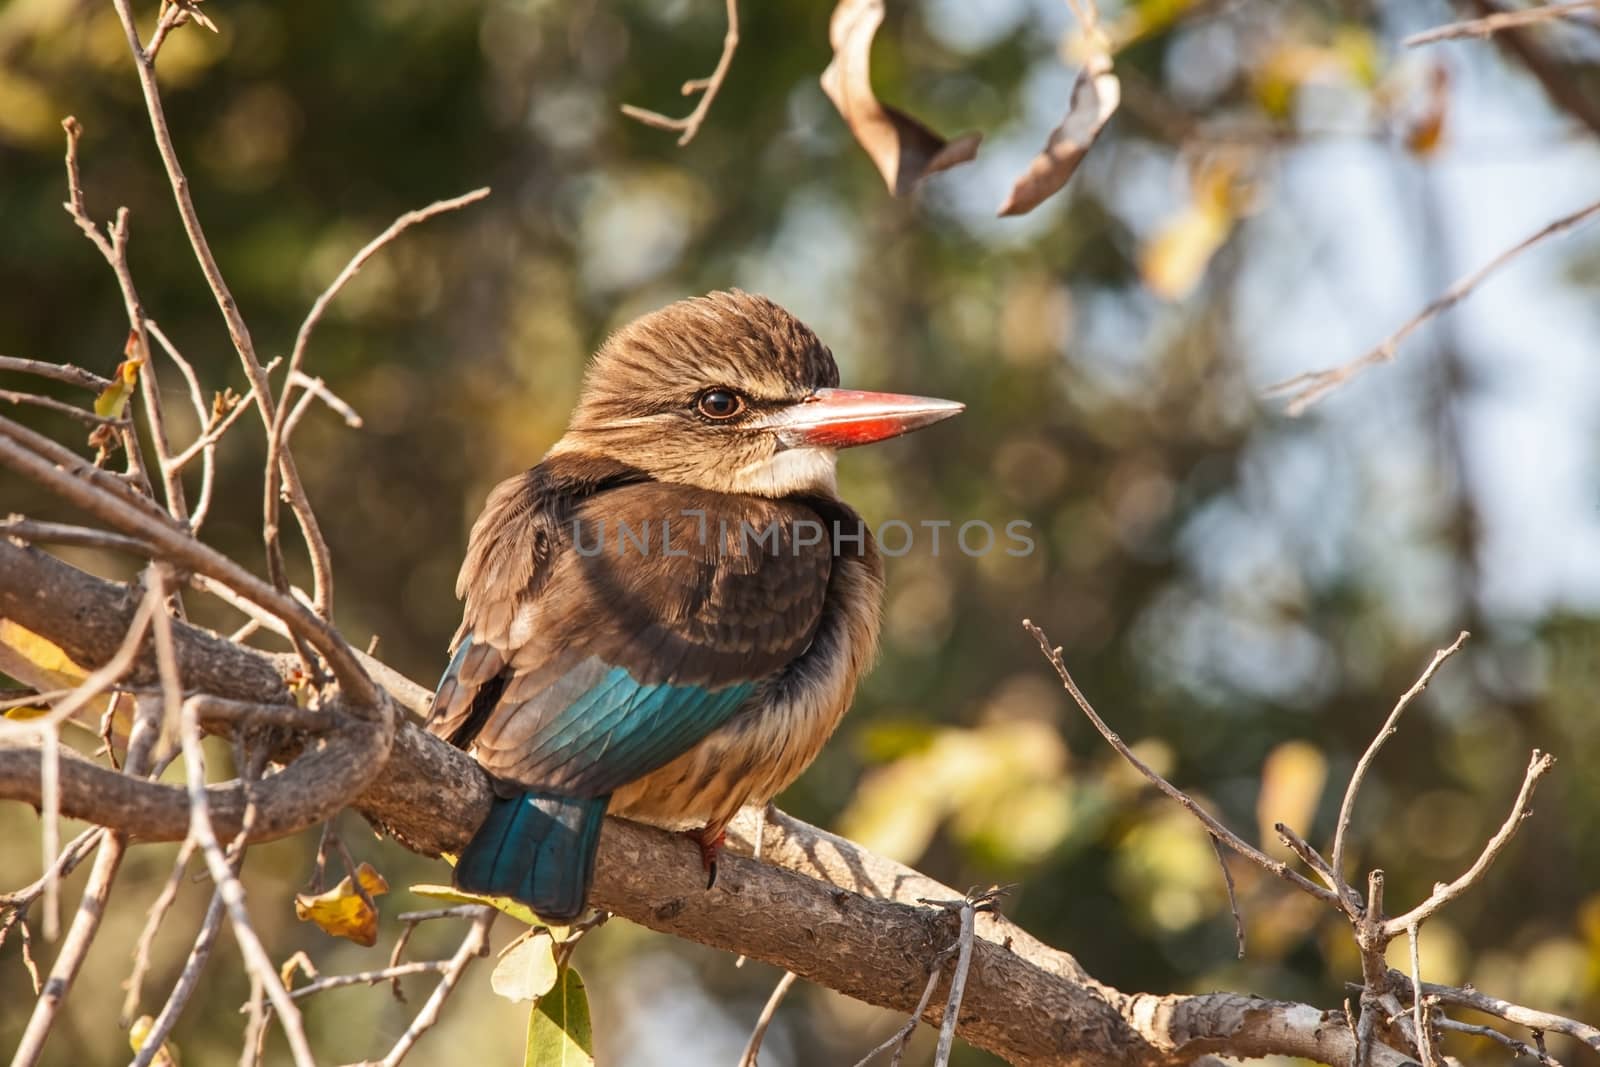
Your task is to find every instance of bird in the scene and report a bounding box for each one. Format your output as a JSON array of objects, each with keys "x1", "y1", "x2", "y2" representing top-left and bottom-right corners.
[{"x1": 426, "y1": 289, "x2": 962, "y2": 920}]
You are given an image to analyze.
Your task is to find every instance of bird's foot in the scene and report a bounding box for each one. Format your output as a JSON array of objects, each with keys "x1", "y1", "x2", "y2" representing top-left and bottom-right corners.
[{"x1": 684, "y1": 825, "x2": 726, "y2": 890}]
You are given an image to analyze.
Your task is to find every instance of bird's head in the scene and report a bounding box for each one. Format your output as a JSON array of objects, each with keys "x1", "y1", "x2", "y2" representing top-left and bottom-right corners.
[{"x1": 550, "y1": 290, "x2": 962, "y2": 497}]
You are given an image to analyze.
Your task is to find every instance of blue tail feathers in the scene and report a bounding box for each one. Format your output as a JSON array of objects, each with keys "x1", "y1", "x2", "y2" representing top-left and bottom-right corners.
[{"x1": 455, "y1": 792, "x2": 609, "y2": 921}]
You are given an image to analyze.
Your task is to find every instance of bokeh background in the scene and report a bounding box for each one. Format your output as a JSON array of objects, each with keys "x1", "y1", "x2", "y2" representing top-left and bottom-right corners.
[{"x1": 4, "y1": 0, "x2": 1600, "y2": 1063}]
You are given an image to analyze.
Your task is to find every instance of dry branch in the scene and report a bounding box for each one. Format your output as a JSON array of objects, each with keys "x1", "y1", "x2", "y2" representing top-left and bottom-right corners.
[
  {"x1": 1267, "y1": 197, "x2": 1600, "y2": 415},
  {"x1": 620, "y1": 0, "x2": 740, "y2": 146},
  {"x1": 0, "y1": 544, "x2": 1425, "y2": 1067},
  {"x1": 1406, "y1": 0, "x2": 1600, "y2": 46}
]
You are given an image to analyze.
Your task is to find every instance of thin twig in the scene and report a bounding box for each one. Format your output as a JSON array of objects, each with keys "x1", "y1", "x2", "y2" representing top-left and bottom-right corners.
[
  {"x1": 60, "y1": 118, "x2": 186, "y2": 525},
  {"x1": 1330, "y1": 632, "x2": 1470, "y2": 903},
  {"x1": 121, "y1": 835, "x2": 198, "y2": 1025},
  {"x1": 1420, "y1": 982, "x2": 1600, "y2": 1051},
  {"x1": 263, "y1": 187, "x2": 487, "y2": 622},
  {"x1": 0, "y1": 412, "x2": 386, "y2": 712},
  {"x1": 371, "y1": 907, "x2": 495, "y2": 1067},
  {"x1": 0, "y1": 389, "x2": 126, "y2": 427},
  {"x1": 1433, "y1": 1018, "x2": 1565, "y2": 1066},
  {"x1": 106, "y1": 0, "x2": 333, "y2": 633},
  {"x1": 164, "y1": 595, "x2": 316, "y2": 1067},
  {"x1": 287, "y1": 961, "x2": 453, "y2": 1001},
  {"x1": 1023, "y1": 620, "x2": 1344, "y2": 908},
  {"x1": 0, "y1": 356, "x2": 112, "y2": 392},
  {"x1": 934, "y1": 900, "x2": 977, "y2": 1066},
  {"x1": 131, "y1": 889, "x2": 227, "y2": 1067},
  {"x1": 9, "y1": 835, "x2": 127, "y2": 1067},
  {"x1": 1273, "y1": 821, "x2": 1361, "y2": 913},
  {"x1": 0, "y1": 517, "x2": 153, "y2": 555},
  {"x1": 1267, "y1": 198, "x2": 1600, "y2": 414},
  {"x1": 737, "y1": 970, "x2": 799, "y2": 1067},
  {"x1": 143, "y1": 319, "x2": 225, "y2": 532},
  {"x1": 1408, "y1": 924, "x2": 1435, "y2": 1066},
  {"x1": 1385, "y1": 750, "x2": 1556, "y2": 934},
  {"x1": 848, "y1": 947, "x2": 955, "y2": 1067},
  {"x1": 620, "y1": 0, "x2": 740, "y2": 145},
  {"x1": 1405, "y1": 0, "x2": 1600, "y2": 46},
  {"x1": 1211, "y1": 834, "x2": 1245, "y2": 959}
]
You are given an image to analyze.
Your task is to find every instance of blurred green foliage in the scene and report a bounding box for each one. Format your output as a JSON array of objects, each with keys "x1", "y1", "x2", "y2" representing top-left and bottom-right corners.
[{"x1": 3, "y1": 0, "x2": 1600, "y2": 1064}]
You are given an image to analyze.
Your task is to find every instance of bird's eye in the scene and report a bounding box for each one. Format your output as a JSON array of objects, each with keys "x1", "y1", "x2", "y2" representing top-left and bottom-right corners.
[{"x1": 696, "y1": 389, "x2": 745, "y2": 420}]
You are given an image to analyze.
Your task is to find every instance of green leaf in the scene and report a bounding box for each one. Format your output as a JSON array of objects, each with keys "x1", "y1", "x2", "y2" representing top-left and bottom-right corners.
[
  {"x1": 524, "y1": 966, "x2": 594, "y2": 1067},
  {"x1": 408, "y1": 883, "x2": 546, "y2": 927},
  {"x1": 492, "y1": 931, "x2": 559, "y2": 1003}
]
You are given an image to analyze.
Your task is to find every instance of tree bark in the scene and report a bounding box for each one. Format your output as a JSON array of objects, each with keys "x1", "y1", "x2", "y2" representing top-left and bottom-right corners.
[{"x1": 0, "y1": 542, "x2": 1412, "y2": 1066}]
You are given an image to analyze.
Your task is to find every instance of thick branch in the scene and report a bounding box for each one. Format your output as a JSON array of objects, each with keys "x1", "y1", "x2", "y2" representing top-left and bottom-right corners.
[{"x1": 0, "y1": 547, "x2": 1416, "y2": 1066}]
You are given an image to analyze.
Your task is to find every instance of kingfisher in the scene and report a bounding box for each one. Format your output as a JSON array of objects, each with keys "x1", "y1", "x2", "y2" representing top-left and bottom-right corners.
[{"x1": 426, "y1": 290, "x2": 962, "y2": 919}]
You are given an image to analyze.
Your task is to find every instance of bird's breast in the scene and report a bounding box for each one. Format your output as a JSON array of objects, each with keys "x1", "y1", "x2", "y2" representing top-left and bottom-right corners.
[{"x1": 611, "y1": 547, "x2": 884, "y2": 831}]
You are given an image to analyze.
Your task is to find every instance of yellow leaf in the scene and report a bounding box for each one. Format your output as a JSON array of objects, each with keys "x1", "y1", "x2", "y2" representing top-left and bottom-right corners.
[
  {"x1": 129, "y1": 1015, "x2": 180, "y2": 1066},
  {"x1": 0, "y1": 617, "x2": 88, "y2": 684},
  {"x1": 492, "y1": 931, "x2": 559, "y2": 1003},
  {"x1": 1256, "y1": 740, "x2": 1328, "y2": 858},
  {"x1": 1140, "y1": 203, "x2": 1232, "y2": 301},
  {"x1": 294, "y1": 862, "x2": 389, "y2": 946},
  {"x1": 94, "y1": 350, "x2": 143, "y2": 419},
  {"x1": 1332, "y1": 25, "x2": 1381, "y2": 88},
  {"x1": 410, "y1": 882, "x2": 550, "y2": 928}
]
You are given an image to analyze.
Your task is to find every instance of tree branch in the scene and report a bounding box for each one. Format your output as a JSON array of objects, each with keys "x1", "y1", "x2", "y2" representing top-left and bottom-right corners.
[{"x1": 0, "y1": 545, "x2": 1419, "y2": 1067}]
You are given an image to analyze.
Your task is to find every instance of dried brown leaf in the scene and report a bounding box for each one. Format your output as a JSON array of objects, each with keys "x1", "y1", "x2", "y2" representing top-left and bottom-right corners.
[
  {"x1": 998, "y1": 52, "x2": 1119, "y2": 217},
  {"x1": 820, "y1": 0, "x2": 981, "y2": 197}
]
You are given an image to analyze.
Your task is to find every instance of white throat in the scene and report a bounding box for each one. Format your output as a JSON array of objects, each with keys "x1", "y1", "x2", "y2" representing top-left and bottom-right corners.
[{"x1": 731, "y1": 446, "x2": 838, "y2": 497}]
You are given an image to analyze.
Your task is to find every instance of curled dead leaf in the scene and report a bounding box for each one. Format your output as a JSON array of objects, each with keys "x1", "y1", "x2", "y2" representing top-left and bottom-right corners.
[
  {"x1": 998, "y1": 49, "x2": 1120, "y2": 217},
  {"x1": 820, "y1": 0, "x2": 981, "y2": 196},
  {"x1": 1404, "y1": 64, "x2": 1450, "y2": 157},
  {"x1": 294, "y1": 861, "x2": 389, "y2": 946}
]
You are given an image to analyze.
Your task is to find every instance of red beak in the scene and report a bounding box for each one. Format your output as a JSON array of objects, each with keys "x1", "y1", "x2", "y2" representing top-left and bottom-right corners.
[{"x1": 770, "y1": 387, "x2": 964, "y2": 449}]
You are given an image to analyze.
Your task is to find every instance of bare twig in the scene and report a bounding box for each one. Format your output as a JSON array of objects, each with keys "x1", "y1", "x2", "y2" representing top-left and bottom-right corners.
[
  {"x1": 370, "y1": 907, "x2": 494, "y2": 1067},
  {"x1": 163, "y1": 584, "x2": 315, "y2": 1067},
  {"x1": 0, "y1": 412, "x2": 387, "y2": 713},
  {"x1": 60, "y1": 119, "x2": 187, "y2": 525},
  {"x1": 934, "y1": 899, "x2": 978, "y2": 1066},
  {"x1": 1406, "y1": 0, "x2": 1600, "y2": 46},
  {"x1": 9, "y1": 835, "x2": 127, "y2": 1067},
  {"x1": 286, "y1": 960, "x2": 453, "y2": 1000},
  {"x1": 0, "y1": 356, "x2": 112, "y2": 392},
  {"x1": 1274, "y1": 821, "x2": 1360, "y2": 912},
  {"x1": 106, "y1": 0, "x2": 332, "y2": 626},
  {"x1": 263, "y1": 186, "x2": 487, "y2": 620},
  {"x1": 122, "y1": 835, "x2": 198, "y2": 1025},
  {"x1": 620, "y1": 0, "x2": 739, "y2": 145},
  {"x1": 1433, "y1": 1017, "x2": 1565, "y2": 1066},
  {"x1": 737, "y1": 970, "x2": 799, "y2": 1067},
  {"x1": 287, "y1": 371, "x2": 362, "y2": 428},
  {"x1": 1267, "y1": 199, "x2": 1600, "y2": 414},
  {"x1": 1385, "y1": 750, "x2": 1555, "y2": 934},
  {"x1": 1407, "y1": 925, "x2": 1435, "y2": 1067},
  {"x1": 1, "y1": 517, "x2": 153, "y2": 555},
  {"x1": 1023, "y1": 620, "x2": 1344, "y2": 908},
  {"x1": 143, "y1": 319, "x2": 230, "y2": 532},
  {"x1": 131, "y1": 889, "x2": 227, "y2": 1067},
  {"x1": 848, "y1": 947, "x2": 955, "y2": 1067},
  {"x1": 0, "y1": 828, "x2": 103, "y2": 910},
  {"x1": 1330, "y1": 633, "x2": 1470, "y2": 902},
  {"x1": 0, "y1": 389, "x2": 126, "y2": 428},
  {"x1": 1421, "y1": 982, "x2": 1600, "y2": 1051},
  {"x1": 1211, "y1": 834, "x2": 1246, "y2": 959}
]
